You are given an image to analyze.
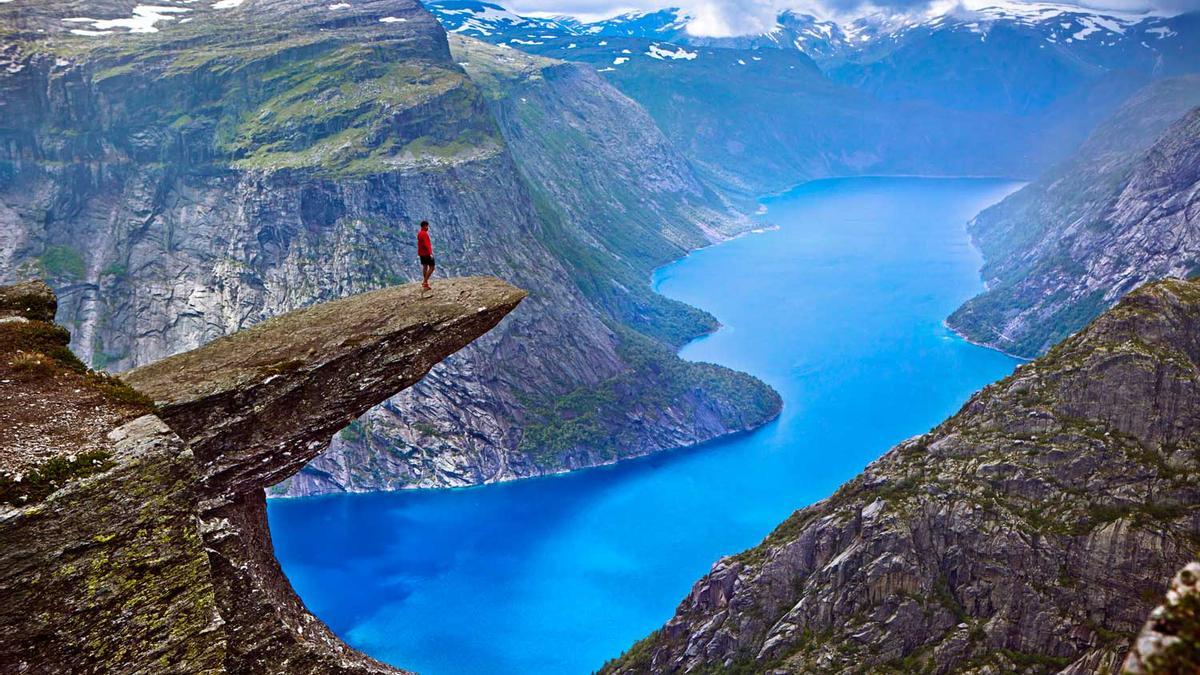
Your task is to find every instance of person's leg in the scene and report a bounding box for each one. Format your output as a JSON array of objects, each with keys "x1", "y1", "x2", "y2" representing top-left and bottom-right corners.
[{"x1": 422, "y1": 263, "x2": 433, "y2": 288}]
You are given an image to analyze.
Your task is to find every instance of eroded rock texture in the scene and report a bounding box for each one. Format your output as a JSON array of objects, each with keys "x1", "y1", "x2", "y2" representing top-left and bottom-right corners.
[
  {"x1": 0, "y1": 277, "x2": 523, "y2": 674},
  {"x1": 604, "y1": 278, "x2": 1200, "y2": 674}
]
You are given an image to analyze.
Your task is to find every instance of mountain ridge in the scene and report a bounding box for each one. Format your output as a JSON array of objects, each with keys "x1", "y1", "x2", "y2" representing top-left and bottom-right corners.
[
  {"x1": 0, "y1": 0, "x2": 781, "y2": 496},
  {"x1": 426, "y1": 1, "x2": 1200, "y2": 196},
  {"x1": 949, "y1": 75, "x2": 1200, "y2": 358},
  {"x1": 604, "y1": 275, "x2": 1200, "y2": 674}
]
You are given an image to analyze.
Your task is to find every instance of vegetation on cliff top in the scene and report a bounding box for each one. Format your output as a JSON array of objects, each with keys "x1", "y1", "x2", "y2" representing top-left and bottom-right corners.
[
  {"x1": 0, "y1": 282, "x2": 154, "y2": 505},
  {"x1": 518, "y1": 326, "x2": 781, "y2": 467},
  {"x1": 8, "y1": 8, "x2": 500, "y2": 177}
]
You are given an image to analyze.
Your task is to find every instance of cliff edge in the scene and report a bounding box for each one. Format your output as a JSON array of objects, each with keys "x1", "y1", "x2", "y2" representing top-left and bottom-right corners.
[
  {"x1": 605, "y1": 277, "x2": 1200, "y2": 674},
  {"x1": 0, "y1": 277, "x2": 524, "y2": 674}
]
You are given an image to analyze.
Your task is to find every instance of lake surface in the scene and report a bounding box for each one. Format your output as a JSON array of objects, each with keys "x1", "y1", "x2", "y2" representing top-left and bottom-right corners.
[{"x1": 268, "y1": 177, "x2": 1024, "y2": 675}]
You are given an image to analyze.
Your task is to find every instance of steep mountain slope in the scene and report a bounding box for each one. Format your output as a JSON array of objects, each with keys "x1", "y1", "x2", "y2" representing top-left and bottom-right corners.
[
  {"x1": 0, "y1": 0, "x2": 779, "y2": 495},
  {"x1": 428, "y1": 26, "x2": 1078, "y2": 196},
  {"x1": 450, "y1": 36, "x2": 734, "y2": 344},
  {"x1": 949, "y1": 76, "x2": 1200, "y2": 358},
  {"x1": 427, "y1": 2, "x2": 1200, "y2": 196},
  {"x1": 278, "y1": 37, "x2": 781, "y2": 494},
  {"x1": 604, "y1": 276, "x2": 1200, "y2": 674},
  {"x1": 822, "y1": 8, "x2": 1199, "y2": 114}
]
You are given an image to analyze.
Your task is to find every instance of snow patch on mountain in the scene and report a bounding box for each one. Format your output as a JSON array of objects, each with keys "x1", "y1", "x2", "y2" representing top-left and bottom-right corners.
[
  {"x1": 424, "y1": 0, "x2": 1188, "y2": 65},
  {"x1": 63, "y1": 4, "x2": 190, "y2": 34},
  {"x1": 646, "y1": 43, "x2": 698, "y2": 59}
]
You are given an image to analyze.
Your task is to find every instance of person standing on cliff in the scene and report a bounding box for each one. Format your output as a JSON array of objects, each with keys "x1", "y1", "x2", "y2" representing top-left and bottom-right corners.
[{"x1": 417, "y1": 220, "x2": 435, "y2": 291}]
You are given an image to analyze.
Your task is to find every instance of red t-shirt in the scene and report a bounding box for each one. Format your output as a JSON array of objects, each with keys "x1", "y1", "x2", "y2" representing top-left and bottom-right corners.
[{"x1": 417, "y1": 229, "x2": 433, "y2": 257}]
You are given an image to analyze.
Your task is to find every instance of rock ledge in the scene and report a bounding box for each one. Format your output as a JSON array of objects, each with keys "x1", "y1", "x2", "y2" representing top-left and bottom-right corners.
[{"x1": 0, "y1": 277, "x2": 523, "y2": 674}]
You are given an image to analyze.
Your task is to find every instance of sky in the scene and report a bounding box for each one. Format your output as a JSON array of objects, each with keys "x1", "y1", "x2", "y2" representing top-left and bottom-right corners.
[{"x1": 512, "y1": 0, "x2": 1197, "y2": 35}]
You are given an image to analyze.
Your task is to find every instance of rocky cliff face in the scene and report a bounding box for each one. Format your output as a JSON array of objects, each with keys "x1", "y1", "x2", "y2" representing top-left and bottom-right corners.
[
  {"x1": 604, "y1": 277, "x2": 1200, "y2": 674},
  {"x1": 0, "y1": 277, "x2": 522, "y2": 674},
  {"x1": 948, "y1": 76, "x2": 1200, "y2": 358},
  {"x1": 0, "y1": 0, "x2": 779, "y2": 495}
]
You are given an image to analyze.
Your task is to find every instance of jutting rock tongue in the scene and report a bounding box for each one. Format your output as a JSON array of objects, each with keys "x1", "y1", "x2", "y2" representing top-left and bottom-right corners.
[
  {"x1": 123, "y1": 276, "x2": 527, "y2": 509},
  {"x1": 0, "y1": 277, "x2": 524, "y2": 674},
  {"x1": 123, "y1": 276, "x2": 526, "y2": 673}
]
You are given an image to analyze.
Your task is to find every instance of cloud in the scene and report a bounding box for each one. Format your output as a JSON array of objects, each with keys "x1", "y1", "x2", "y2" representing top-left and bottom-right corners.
[
  {"x1": 684, "y1": 0, "x2": 783, "y2": 36},
  {"x1": 1085, "y1": 0, "x2": 1200, "y2": 11},
  {"x1": 507, "y1": 0, "x2": 1196, "y2": 35}
]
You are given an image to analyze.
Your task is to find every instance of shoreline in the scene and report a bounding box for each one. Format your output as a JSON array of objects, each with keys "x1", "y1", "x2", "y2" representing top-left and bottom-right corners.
[
  {"x1": 754, "y1": 172, "x2": 1030, "y2": 202},
  {"x1": 943, "y1": 320, "x2": 1033, "y2": 362},
  {"x1": 271, "y1": 196, "x2": 787, "y2": 502},
  {"x1": 273, "y1": 175, "x2": 1019, "y2": 501},
  {"x1": 267, "y1": 412, "x2": 783, "y2": 503}
]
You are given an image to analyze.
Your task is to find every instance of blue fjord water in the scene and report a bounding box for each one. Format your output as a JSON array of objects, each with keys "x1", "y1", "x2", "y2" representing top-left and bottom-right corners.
[{"x1": 267, "y1": 177, "x2": 1024, "y2": 674}]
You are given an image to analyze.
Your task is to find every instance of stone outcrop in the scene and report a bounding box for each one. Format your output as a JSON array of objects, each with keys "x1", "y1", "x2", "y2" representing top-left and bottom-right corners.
[
  {"x1": 0, "y1": 0, "x2": 779, "y2": 496},
  {"x1": 1124, "y1": 562, "x2": 1200, "y2": 674},
  {"x1": 123, "y1": 277, "x2": 525, "y2": 506},
  {"x1": 604, "y1": 278, "x2": 1200, "y2": 674},
  {"x1": 0, "y1": 280, "x2": 55, "y2": 323},
  {"x1": 0, "y1": 277, "x2": 523, "y2": 674},
  {"x1": 277, "y1": 35, "x2": 782, "y2": 496},
  {"x1": 949, "y1": 77, "x2": 1200, "y2": 358}
]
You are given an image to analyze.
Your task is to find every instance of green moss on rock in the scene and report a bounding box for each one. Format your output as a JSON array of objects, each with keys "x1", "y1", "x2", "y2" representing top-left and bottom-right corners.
[
  {"x1": 518, "y1": 326, "x2": 780, "y2": 467},
  {"x1": 38, "y1": 245, "x2": 87, "y2": 281},
  {"x1": 0, "y1": 450, "x2": 116, "y2": 506}
]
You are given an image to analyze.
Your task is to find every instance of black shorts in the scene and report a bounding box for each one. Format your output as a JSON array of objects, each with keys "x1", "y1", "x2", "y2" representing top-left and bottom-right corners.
[{"x1": 420, "y1": 255, "x2": 435, "y2": 267}]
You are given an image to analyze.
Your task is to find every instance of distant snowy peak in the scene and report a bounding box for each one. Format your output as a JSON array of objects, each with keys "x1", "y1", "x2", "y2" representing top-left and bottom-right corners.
[
  {"x1": 424, "y1": 0, "x2": 1191, "y2": 62},
  {"x1": 830, "y1": 0, "x2": 1185, "y2": 56},
  {"x1": 584, "y1": 8, "x2": 691, "y2": 37},
  {"x1": 581, "y1": 1, "x2": 1182, "y2": 55},
  {"x1": 938, "y1": 0, "x2": 1161, "y2": 24},
  {"x1": 431, "y1": 0, "x2": 574, "y2": 38}
]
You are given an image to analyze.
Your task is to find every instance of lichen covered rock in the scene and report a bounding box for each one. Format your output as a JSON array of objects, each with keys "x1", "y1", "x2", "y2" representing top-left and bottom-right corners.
[
  {"x1": 123, "y1": 276, "x2": 527, "y2": 506},
  {"x1": 0, "y1": 280, "x2": 55, "y2": 323},
  {"x1": 0, "y1": 277, "x2": 523, "y2": 674},
  {"x1": 1124, "y1": 562, "x2": 1200, "y2": 674}
]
